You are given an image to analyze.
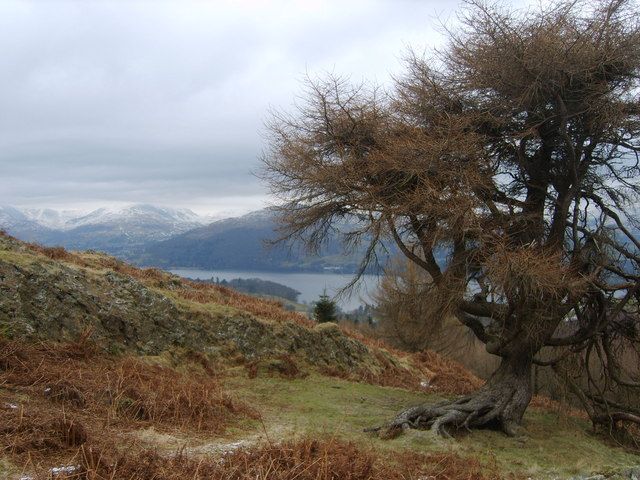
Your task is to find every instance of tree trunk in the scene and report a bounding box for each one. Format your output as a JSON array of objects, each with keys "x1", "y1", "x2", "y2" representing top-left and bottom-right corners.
[{"x1": 371, "y1": 354, "x2": 533, "y2": 437}]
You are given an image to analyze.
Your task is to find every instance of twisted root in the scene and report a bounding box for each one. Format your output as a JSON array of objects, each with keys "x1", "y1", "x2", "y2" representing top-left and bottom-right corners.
[{"x1": 366, "y1": 387, "x2": 527, "y2": 438}]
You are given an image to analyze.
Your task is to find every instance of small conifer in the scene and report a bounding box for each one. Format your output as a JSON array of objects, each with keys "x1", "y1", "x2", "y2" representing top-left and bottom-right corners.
[{"x1": 313, "y1": 290, "x2": 337, "y2": 323}]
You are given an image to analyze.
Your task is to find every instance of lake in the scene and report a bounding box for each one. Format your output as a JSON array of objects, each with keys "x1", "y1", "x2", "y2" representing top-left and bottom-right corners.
[{"x1": 169, "y1": 268, "x2": 381, "y2": 311}]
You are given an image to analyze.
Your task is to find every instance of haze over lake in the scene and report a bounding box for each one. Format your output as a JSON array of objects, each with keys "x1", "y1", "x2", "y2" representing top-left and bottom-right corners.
[{"x1": 170, "y1": 269, "x2": 380, "y2": 311}]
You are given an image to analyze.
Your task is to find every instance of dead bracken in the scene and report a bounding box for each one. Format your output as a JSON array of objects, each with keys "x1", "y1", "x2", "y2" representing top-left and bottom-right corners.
[
  {"x1": 23, "y1": 437, "x2": 505, "y2": 480},
  {"x1": 0, "y1": 338, "x2": 258, "y2": 467}
]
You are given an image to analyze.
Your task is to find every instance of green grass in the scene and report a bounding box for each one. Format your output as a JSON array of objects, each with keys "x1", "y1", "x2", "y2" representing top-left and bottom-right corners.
[
  {"x1": 0, "y1": 248, "x2": 87, "y2": 276},
  {"x1": 0, "y1": 249, "x2": 47, "y2": 268},
  {"x1": 154, "y1": 288, "x2": 242, "y2": 318},
  {"x1": 226, "y1": 372, "x2": 640, "y2": 479},
  {"x1": 0, "y1": 458, "x2": 19, "y2": 478}
]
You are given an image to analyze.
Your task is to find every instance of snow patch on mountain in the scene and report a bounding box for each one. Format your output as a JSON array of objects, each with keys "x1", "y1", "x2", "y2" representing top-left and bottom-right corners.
[
  {"x1": 2, "y1": 204, "x2": 209, "y2": 231},
  {"x1": 22, "y1": 208, "x2": 86, "y2": 230},
  {"x1": 0, "y1": 204, "x2": 218, "y2": 248},
  {"x1": 65, "y1": 204, "x2": 205, "y2": 230}
]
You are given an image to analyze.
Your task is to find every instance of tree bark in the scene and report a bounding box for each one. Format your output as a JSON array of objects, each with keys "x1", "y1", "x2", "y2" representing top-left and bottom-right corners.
[{"x1": 370, "y1": 354, "x2": 533, "y2": 437}]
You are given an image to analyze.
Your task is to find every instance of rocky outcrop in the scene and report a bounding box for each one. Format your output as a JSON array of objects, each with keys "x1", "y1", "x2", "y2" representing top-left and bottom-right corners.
[
  {"x1": 0, "y1": 235, "x2": 191, "y2": 353},
  {"x1": 0, "y1": 233, "x2": 409, "y2": 377}
]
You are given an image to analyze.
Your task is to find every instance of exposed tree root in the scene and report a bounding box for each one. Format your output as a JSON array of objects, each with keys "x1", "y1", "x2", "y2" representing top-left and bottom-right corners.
[{"x1": 367, "y1": 367, "x2": 531, "y2": 438}]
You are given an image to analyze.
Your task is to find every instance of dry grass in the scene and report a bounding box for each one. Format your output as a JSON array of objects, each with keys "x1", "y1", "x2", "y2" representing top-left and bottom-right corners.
[
  {"x1": 528, "y1": 395, "x2": 589, "y2": 421},
  {"x1": 0, "y1": 337, "x2": 507, "y2": 480},
  {"x1": 318, "y1": 347, "x2": 485, "y2": 397},
  {"x1": 25, "y1": 437, "x2": 508, "y2": 480},
  {"x1": 106, "y1": 357, "x2": 257, "y2": 430},
  {"x1": 339, "y1": 323, "x2": 410, "y2": 355},
  {"x1": 243, "y1": 354, "x2": 308, "y2": 380},
  {"x1": 268, "y1": 354, "x2": 307, "y2": 379},
  {"x1": 356, "y1": 349, "x2": 429, "y2": 391},
  {"x1": 1, "y1": 405, "x2": 89, "y2": 458},
  {"x1": 0, "y1": 338, "x2": 258, "y2": 468},
  {"x1": 0, "y1": 332, "x2": 506, "y2": 479},
  {"x1": 32, "y1": 245, "x2": 73, "y2": 261},
  {"x1": 172, "y1": 281, "x2": 316, "y2": 328},
  {"x1": 316, "y1": 352, "x2": 422, "y2": 392},
  {"x1": 411, "y1": 350, "x2": 484, "y2": 395},
  {"x1": 23, "y1": 241, "x2": 91, "y2": 267},
  {"x1": 9, "y1": 235, "x2": 486, "y2": 400},
  {"x1": 11, "y1": 238, "x2": 569, "y2": 406}
]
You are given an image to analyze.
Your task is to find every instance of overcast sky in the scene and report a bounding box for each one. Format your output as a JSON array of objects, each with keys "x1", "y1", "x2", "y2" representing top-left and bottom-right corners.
[{"x1": 0, "y1": 0, "x2": 525, "y2": 216}]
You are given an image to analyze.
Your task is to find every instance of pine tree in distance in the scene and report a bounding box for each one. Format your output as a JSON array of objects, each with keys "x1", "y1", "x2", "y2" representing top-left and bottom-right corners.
[{"x1": 313, "y1": 290, "x2": 337, "y2": 323}]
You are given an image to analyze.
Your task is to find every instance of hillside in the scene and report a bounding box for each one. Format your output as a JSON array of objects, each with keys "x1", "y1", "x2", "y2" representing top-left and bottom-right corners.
[
  {"x1": 1, "y1": 232, "x2": 639, "y2": 479},
  {"x1": 135, "y1": 209, "x2": 386, "y2": 272}
]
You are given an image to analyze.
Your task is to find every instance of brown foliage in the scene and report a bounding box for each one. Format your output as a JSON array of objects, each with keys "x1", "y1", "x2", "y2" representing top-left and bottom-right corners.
[
  {"x1": 33, "y1": 437, "x2": 506, "y2": 480},
  {"x1": 25, "y1": 243, "x2": 75, "y2": 262},
  {"x1": 412, "y1": 350, "x2": 484, "y2": 396},
  {"x1": 108, "y1": 357, "x2": 257, "y2": 430},
  {"x1": 481, "y1": 242, "x2": 590, "y2": 313},
  {"x1": 269, "y1": 354, "x2": 307, "y2": 379},
  {"x1": 318, "y1": 345, "x2": 484, "y2": 396},
  {"x1": 52, "y1": 418, "x2": 89, "y2": 448},
  {"x1": 242, "y1": 354, "x2": 308, "y2": 380},
  {"x1": 354, "y1": 351, "x2": 427, "y2": 391},
  {"x1": 0, "y1": 338, "x2": 257, "y2": 465},
  {"x1": 2, "y1": 407, "x2": 89, "y2": 457},
  {"x1": 39, "y1": 246, "x2": 72, "y2": 261},
  {"x1": 372, "y1": 256, "x2": 502, "y2": 378},
  {"x1": 374, "y1": 257, "x2": 447, "y2": 352},
  {"x1": 245, "y1": 360, "x2": 259, "y2": 379},
  {"x1": 529, "y1": 395, "x2": 588, "y2": 419}
]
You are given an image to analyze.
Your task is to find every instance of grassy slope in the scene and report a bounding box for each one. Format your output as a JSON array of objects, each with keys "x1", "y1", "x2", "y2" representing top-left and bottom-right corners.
[
  {"x1": 1, "y1": 234, "x2": 639, "y2": 479},
  {"x1": 221, "y1": 374, "x2": 638, "y2": 479},
  {"x1": 90, "y1": 369, "x2": 639, "y2": 479}
]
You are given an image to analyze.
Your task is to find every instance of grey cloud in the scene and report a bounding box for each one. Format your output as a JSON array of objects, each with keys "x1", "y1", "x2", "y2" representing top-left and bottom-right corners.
[{"x1": 0, "y1": 0, "x2": 519, "y2": 214}]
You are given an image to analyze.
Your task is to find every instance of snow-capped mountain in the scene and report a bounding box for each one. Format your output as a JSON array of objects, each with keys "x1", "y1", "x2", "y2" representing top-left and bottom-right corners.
[
  {"x1": 0, "y1": 205, "x2": 31, "y2": 229},
  {"x1": 138, "y1": 207, "x2": 388, "y2": 272},
  {"x1": 64, "y1": 204, "x2": 205, "y2": 232},
  {"x1": 0, "y1": 206, "x2": 55, "y2": 241},
  {"x1": 5, "y1": 204, "x2": 206, "y2": 232},
  {"x1": 22, "y1": 208, "x2": 84, "y2": 230},
  {"x1": 0, "y1": 204, "x2": 211, "y2": 257}
]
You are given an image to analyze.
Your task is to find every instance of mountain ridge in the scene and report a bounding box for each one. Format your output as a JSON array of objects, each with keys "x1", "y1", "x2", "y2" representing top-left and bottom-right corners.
[
  {"x1": 0, "y1": 203, "x2": 213, "y2": 260},
  {"x1": 0, "y1": 205, "x2": 387, "y2": 273}
]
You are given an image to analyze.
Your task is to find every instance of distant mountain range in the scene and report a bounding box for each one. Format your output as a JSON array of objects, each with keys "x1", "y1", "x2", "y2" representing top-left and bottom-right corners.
[
  {"x1": 0, "y1": 204, "x2": 208, "y2": 259},
  {"x1": 0, "y1": 204, "x2": 389, "y2": 273}
]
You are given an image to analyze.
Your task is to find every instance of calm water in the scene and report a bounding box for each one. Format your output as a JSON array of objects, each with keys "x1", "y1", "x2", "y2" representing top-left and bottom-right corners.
[{"x1": 169, "y1": 268, "x2": 380, "y2": 311}]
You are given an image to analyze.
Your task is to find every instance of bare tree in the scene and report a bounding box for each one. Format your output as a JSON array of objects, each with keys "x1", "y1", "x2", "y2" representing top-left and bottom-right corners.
[{"x1": 262, "y1": 0, "x2": 640, "y2": 437}]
